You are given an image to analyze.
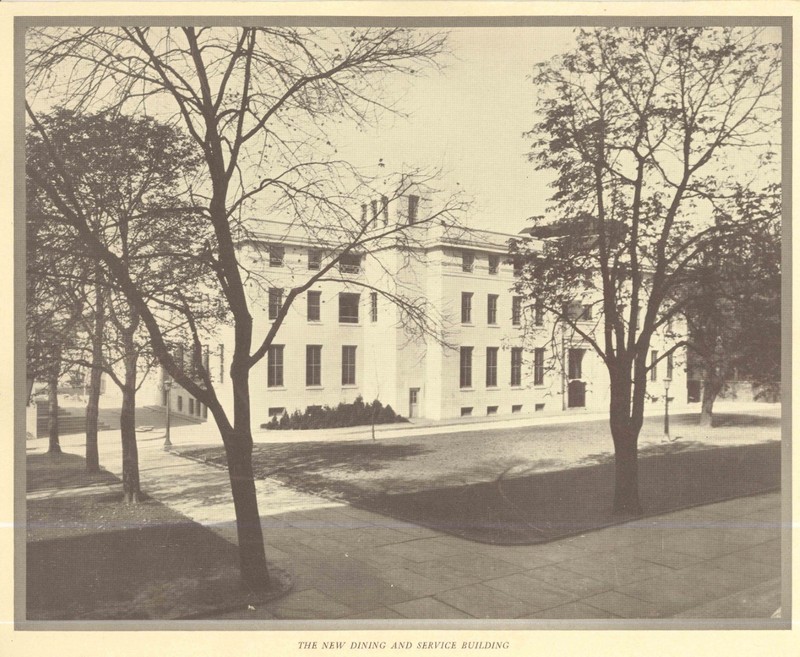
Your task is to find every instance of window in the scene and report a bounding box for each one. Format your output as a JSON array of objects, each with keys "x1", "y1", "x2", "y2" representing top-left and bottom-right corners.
[
  {"x1": 513, "y1": 258, "x2": 523, "y2": 277},
  {"x1": 651, "y1": 350, "x2": 659, "y2": 382},
  {"x1": 308, "y1": 249, "x2": 321, "y2": 270},
  {"x1": 488, "y1": 255, "x2": 499, "y2": 275},
  {"x1": 462, "y1": 251, "x2": 474, "y2": 272},
  {"x1": 460, "y1": 347, "x2": 473, "y2": 388},
  {"x1": 512, "y1": 296, "x2": 522, "y2": 326},
  {"x1": 487, "y1": 295, "x2": 498, "y2": 325},
  {"x1": 269, "y1": 244, "x2": 284, "y2": 267},
  {"x1": 408, "y1": 195, "x2": 419, "y2": 225},
  {"x1": 203, "y1": 405, "x2": 208, "y2": 419},
  {"x1": 196, "y1": 402, "x2": 202, "y2": 417},
  {"x1": 342, "y1": 346, "x2": 357, "y2": 386},
  {"x1": 370, "y1": 292, "x2": 378, "y2": 322},
  {"x1": 307, "y1": 291, "x2": 321, "y2": 322},
  {"x1": 306, "y1": 345, "x2": 322, "y2": 386},
  {"x1": 511, "y1": 348, "x2": 523, "y2": 386},
  {"x1": 338, "y1": 292, "x2": 360, "y2": 323},
  {"x1": 268, "y1": 345, "x2": 284, "y2": 387},
  {"x1": 535, "y1": 403, "x2": 546, "y2": 412},
  {"x1": 177, "y1": 395, "x2": 183, "y2": 412},
  {"x1": 460, "y1": 407, "x2": 473, "y2": 417},
  {"x1": 339, "y1": 253, "x2": 361, "y2": 274},
  {"x1": 486, "y1": 347, "x2": 498, "y2": 387},
  {"x1": 568, "y1": 348, "x2": 584, "y2": 380},
  {"x1": 582, "y1": 304, "x2": 593, "y2": 320},
  {"x1": 534, "y1": 348, "x2": 545, "y2": 386},
  {"x1": 268, "y1": 407, "x2": 285, "y2": 419},
  {"x1": 563, "y1": 301, "x2": 583, "y2": 321},
  {"x1": 371, "y1": 199, "x2": 378, "y2": 222},
  {"x1": 381, "y1": 195, "x2": 389, "y2": 226},
  {"x1": 667, "y1": 352, "x2": 674, "y2": 379},
  {"x1": 534, "y1": 300, "x2": 544, "y2": 326},
  {"x1": 461, "y1": 292, "x2": 473, "y2": 324},
  {"x1": 512, "y1": 404, "x2": 523, "y2": 414},
  {"x1": 268, "y1": 287, "x2": 283, "y2": 321},
  {"x1": 487, "y1": 406, "x2": 498, "y2": 415},
  {"x1": 189, "y1": 398, "x2": 194, "y2": 415}
]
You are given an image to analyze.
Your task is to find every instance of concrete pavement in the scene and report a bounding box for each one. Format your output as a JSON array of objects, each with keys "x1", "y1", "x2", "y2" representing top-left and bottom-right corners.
[{"x1": 33, "y1": 418, "x2": 784, "y2": 623}]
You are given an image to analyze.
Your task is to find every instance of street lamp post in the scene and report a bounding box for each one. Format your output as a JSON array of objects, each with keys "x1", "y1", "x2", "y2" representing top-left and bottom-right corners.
[
  {"x1": 663, "y1": 377, "x2": 672, "y2": 439},
  {"x1": 163, "y1": 379, "x2": 173, "y2": 449}
]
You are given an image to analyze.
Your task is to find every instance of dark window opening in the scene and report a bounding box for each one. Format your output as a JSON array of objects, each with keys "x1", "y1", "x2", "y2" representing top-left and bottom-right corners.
[
  {"x1": 534, "y1": 348, "x2": 545, "y2": 386},
  {"x1": 268, "y1": 287, "x2": 283, "y2": 321},
  {"x1": 339, "y1": 292, "x2": 360, "y2": 323},
  {"x1": 342, "y1": 346, "x2": 357, "y2": 386},
  {"x1": 511, "y1": 348, "x2": 522, "y2": 387},
  {"x1": 487, "y1": 295, "x2": 498, "y2": 325},
  {"x1": 461, "y1": 292, "x2": 473, "y2": 324},
  {"x1": 307, "y1": 291, "x2": 321, "y2": 322},
  {"x1": 486, "y1": 347, "x2": 498, "y2": 387},
  {"x1": 268, "y1": 345, "x2": 284, "y2": 387},
  {"x1": 306, "y1": 345, "x2": 322, "y2": 386},
  {"x1": 460, "y1": 347, "x2": 473, "y2": 388}
]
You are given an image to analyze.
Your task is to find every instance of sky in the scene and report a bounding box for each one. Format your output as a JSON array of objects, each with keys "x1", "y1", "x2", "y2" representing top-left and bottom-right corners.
[{"x1": 331, "y1": 28, "x2": 578, "y2": 234}]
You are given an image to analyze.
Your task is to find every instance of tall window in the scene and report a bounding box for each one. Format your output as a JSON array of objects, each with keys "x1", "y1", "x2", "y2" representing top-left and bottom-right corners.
[
  {"x1": 534, "y1": 300, "x2": 544, "y2": 326},
  {"x1": 650, "y1": 350, "x2": 659, "y2": 382},
  {"x1": 408, "y1": 195, "x2": 419, "y2": 224},
  {"x1": 568, "y1": 348, "x2": 584, "y2": 380},
  {"x1": 582, "y1": 304, "x2": 593, "y2": 320},
  {"x1": 268, "y1": 345, "x2": 284, "y2": 387},
  {"x1": 460, "y1": 347, "x2": 473, "y2": 388},
  {"x1": 381, "y1": 195, "x2": 389, "y2": 225},
  {"x1": 342, "y1": 346, "x2": 357, "y2": 385},
  {"x1": 269, "y1": 244, "x2": 284, "y2": 267},
  {"x1": 339, "y1": 253, "x2": 361, "y2": 274},
  {"x1": 534, "y1": 348, "x2": 545, "y2": 385},
  {"x1": 306, "y1": 345, "x2": 322, "y2": 386},
  {"x1": 268, "y1": 287, "x2": 283, "y2": 321},
  {"x1": 462, "y1": 251, "x2": 474, "y2": 272},
  {"x1": 511, "y1": 348, "x2": 522, "y2": 386},
  {"x1": 512, "y1": 296, "x2": 522, "y2": 326},
  {"x1": 487, "y1": 295, "x2": 498, "y2": 325},
  {"x1": 667, "y1": 352, "x2": 674, "y2": 379},
  {"x1": 370, "y1": 292, "x2": 378, "y2": 322},
  {"x1": 486, "y1": 347, "x2": 498, "y2": 387},
  {"x1": 488, "y1": 255, "x2": 499, "y2": 274},
  {"x1": 461, "y1": 292, "x2": 473, "y2": 324},
  {"x1": 308, "y1": 249, "x2": 321, "y2": 270},
  {"x1": 307, "y1": 290, "x2": 321, "y2": 321},
  {"x1": 339, "y1": 292, "x2": 360, "y2": 323}
]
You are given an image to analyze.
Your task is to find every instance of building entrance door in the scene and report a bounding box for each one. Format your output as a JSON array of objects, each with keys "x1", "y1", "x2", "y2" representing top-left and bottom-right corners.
[
  {"x1": 409, "y1": 388, "x2": 420, "y2": 418},
  {"x1": 567, "y1": 380, "x2": 586, "y2": 408}
]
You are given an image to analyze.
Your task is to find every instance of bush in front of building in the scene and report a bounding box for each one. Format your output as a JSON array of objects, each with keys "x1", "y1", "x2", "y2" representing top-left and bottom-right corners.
[{"x1": 261, "y1": 396, "x2": 408, "y2": 430}]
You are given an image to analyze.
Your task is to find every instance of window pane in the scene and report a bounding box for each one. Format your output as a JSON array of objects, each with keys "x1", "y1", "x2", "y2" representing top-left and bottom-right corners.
[
  {"x1": 568, "y1": 349, "x2": 584, "y2": 380},
  {"x1": 488, "y1": 295, "x2": 498, "y2": 325},
  {"x1": 462, "y1": 251, "x2": 474, "y2": 272},
  {"x1": 307, "y1": 291, "x2": 321, "y2": 321},
  {"x1": 511, "y1": 348, "x2": 522, "y2": 387},
  {"x1": 339, "y1": 292, "x2": 360, "y2": 323},
  {"x1": 370, "y1": 291, "x2": 378, "y2": 322},
  {"x1": 512, "y1": 296, "x2": 521, "y2": 325},
  {"x1": 651, "y1": 350, "x2": 658, "y2": 382},
  {"x1": 486, "y1": 347, "x2": 498, "y2": 387},
  {"x1": 268, "y1": 288, "x2": 283, "y2": 321},
  {"x1": 306, "y1": 345, "x2": 322, "y2": 386},
  {"x1": 339, "y1": 253, "x2": 362, "y2": 274},
  {"x1": 461, "y1": 292, "x2": 472, "y2": 323},
  {"x1": 534, "y1": 348, "x2": 545, "y2": 386},
  {"x1": 268, "y1": 345, "x2": 284, "y2": 387},
  {"x1": 460, "y1": 347, "x2": 473, "y2": 388},
  {"x1": 269, "y1": 245, "x2": 284, "y2": 267},
  {"x1": 308, "y1": 249, "x2": 321, "y2": 270},
  {"x1": 342, "y1": 346, "x2": 357, "y2": 385},
  {"x1": 488, "y1": 255, "x2": 498, "y2": 274}
]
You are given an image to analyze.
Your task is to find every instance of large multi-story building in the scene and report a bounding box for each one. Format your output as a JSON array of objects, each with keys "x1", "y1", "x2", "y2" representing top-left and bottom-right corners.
[{"x1": 144, "y1": 195, "x2": 685, "y2": 430}]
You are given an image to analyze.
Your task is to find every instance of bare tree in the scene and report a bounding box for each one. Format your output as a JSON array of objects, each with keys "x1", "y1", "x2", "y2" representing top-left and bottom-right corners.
[
  {"x1": 512, "y1": 27, "x2": 781, "y2": 515},
  {"x1": 26, "y1": 26, "x2": 461, "y2": 589}
]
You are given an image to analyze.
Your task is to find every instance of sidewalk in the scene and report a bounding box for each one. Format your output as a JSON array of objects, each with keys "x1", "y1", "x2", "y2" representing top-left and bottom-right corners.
[{"x1": 40, "y1": 424, "x2": 783, "y2": 622}]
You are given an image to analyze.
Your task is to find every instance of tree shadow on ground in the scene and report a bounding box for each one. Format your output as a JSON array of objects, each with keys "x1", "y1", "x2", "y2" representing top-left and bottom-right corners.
[{"x1": 27, "y1": 452, "x2": 118, "y2": 493}]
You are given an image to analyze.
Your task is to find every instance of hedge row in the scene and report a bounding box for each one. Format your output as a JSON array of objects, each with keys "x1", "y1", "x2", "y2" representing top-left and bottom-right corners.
[{"x1": 261, "y1": 396, "x2": 408, "y2": 430}]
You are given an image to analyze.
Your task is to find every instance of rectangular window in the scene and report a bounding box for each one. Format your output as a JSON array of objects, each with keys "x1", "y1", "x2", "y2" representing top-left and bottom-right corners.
[
  {"x1": 512, "y1": 296, "x2": 522, "y2": 326},
  {"x1": 308, "y1": 249, "x2": 321, "y2": 270},
  {"x1": 371, "y1": 199, "x2": 378, "y2": 222},
  {"x1": 381, "y1": 195, "x2": 389, "y2": 226},
  {"x1": 486, "y1": 347, "x2": 498, "y2": 387},
  {"x1": 460, "y1": 407, "x2": 473, "y2": 417},
  {"x1": 534, "y1": 348, "x2": 545, "y2": 386},
  {"x1": 339, "y1": 253, "x2": 362, "y2": 274},
  {"x1": 269, "y1": 244, "x2": 284, "y2": 267},
  {"x1": 306, "y1": 345, "x2": 322, "y2": 386},
  {"x1": 667, "y1": 352, "x2": 674, "y2": 379},
  {"x1": 461, "y1": 292, "x2": 473, "y2": 324},
  {"x1": 268, "y1": 345, "x2": 284, "y2": 387},
  {"x1": 487, "y1": 295, "x2": 498, "y2": 325},
  {"x1": 535, "y1": 403, "x2": 545, "y2": 412},
  {"x1": 460, "y1": 347, "x2": 473, "y2": 388},
  {"x1": 370, "y1": 292, "x2": 378, "y2": 322},
  {"x1": 339, "y1": 292, "x2": 360, "y2": 323},
  {"x1": 487, "y1": 406, "x2": 498, "y2": 416},
  {"x1": 651, "y1": 350, "x2": 659, "y2": 382},
  {"x1": 511, "y1": 348, "x2": 523, "y2": 387},
  {"x1": 582, "y1": 304, "x2": 593, "y2": 320},
  {"x1": 177, "y1": 395, "x2": 183, "y2": 412},
  {"x1": 342, "y1": 346, "x2": 357, "y2": 386},
  {"x1": 568, "y1": 348, "x2": 584, "y2": 380},
  {"x1": 512, "y1": 404, "x2": 523, "y2": 414},
  {"x1": 268, "y1": 287, "x2": 283, "y2": 321},
  {"x1": 488, "y1": 255, "x2": 499, "y2": 275},
  {"x1": 462, "y1": 251, "x2": 474, "y2": 272},
  {"x1": 307, "y1": 291, "x2": 321, "y2": 322},
  {"x1": 189, "y1": 398, "x2": 194, "y2": 415},
  {"x1": 268, "y1": 407, "x2": 285, "y2": 419},
  {"x1": 534, "y1": 300, "x2": 544, "y2": 326},
  {"x1": 408, "y1": 195, "x2": 419, "y2": 225}
]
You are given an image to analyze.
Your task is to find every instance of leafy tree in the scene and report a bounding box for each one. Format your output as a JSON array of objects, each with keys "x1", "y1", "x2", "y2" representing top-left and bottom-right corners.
[
  {"x1": 512, "y1": 27, "x2": 781, "y2": 515},
  {"x1": 26, "y1": 26, "x2": 460, "y2": 588}
]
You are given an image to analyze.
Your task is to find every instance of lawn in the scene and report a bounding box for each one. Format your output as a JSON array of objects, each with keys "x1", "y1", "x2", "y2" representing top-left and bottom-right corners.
[
  {"x1": 179, "y1": 408, "x2": 781, "y2": 544},
  {"x1": 26, "y1": 451, "x2": 290, "y2": 620}
]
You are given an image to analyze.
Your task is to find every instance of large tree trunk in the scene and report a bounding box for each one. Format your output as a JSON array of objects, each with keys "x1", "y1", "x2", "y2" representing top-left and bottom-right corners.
[
  {"x1": 609, "y1": 367, "x2": 644, "y2": 516},
  {"x1": 120, "y1": 346, "x2": 142, "y2": 503},
  {"x1": 85, "y1": 285, "x2": 104, "y2": 472},
  {"x1": 47, "y1": 363, "x2": 61, "y2": 454},
  {"x1": 699, "y1": 376, "x2": 723, "y2": 427}
]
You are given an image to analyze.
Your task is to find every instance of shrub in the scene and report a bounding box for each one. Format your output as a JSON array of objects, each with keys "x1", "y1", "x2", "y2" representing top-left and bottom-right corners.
[{"x1": 263, "y1": 397, "x2": 409, "y2": 430}]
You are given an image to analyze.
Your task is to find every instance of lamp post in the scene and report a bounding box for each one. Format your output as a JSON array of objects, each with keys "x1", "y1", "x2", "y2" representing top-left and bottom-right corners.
[
  {"x1": 663, "y1": 377, "x2": 672, "y2": 438},
  {"x1": 163, "y1": 378, "x2": 173, "y2": 449}
]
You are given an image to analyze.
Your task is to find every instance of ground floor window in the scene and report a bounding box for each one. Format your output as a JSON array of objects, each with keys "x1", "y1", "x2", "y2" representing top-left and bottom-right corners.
[
  {"x1": 189, "y1": 398, "x2": 194, "y2": 415},
  {"x1": 460, "y1": 347, "x2": 473, "y2": 388},
  {"x1": 306, "y1": 345, "x2": 322, "y2": 386},
  {"x1": 268, "y1": 407, "x2": 285, "y2": 419},
  {"x1": 511, "y1": 348, "x2": 522, "y2": 386},
  {"x1": 512, "y1": 404, "x2": 523, "y2": 413},
  {"x1": 342, "y1": 345, "x2": 357, "y2": 385},
  {"x1": 268, "y1": 345, "x2": 284, "y2": 387},
  {"x1": 534, "y1": 348, "x2": 545, "y2": 385},
  {"x1": 487, "y1": 405, "x2": 498, "y2": 415},
  {"x1": 486, "y1": 347, "x2": 498, "y2": 387},
  {"x1": 460, "y1": 407, "x2": 473, "y2": 417}
]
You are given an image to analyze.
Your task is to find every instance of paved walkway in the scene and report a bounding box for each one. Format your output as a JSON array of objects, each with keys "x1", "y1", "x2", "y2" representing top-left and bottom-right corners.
[{"x1": 40, "y1": 425, "x2": 783, "y2": 622}]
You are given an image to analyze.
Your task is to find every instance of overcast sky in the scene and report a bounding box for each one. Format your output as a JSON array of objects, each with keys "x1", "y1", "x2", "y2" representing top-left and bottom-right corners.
[{"x1": 333, "y1": 28, "x2": 578, "y2": 234}]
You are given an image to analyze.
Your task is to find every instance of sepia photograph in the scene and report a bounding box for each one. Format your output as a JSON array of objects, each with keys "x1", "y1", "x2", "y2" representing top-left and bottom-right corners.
[{"x1": 15, "y1": 9, "x2": 787, "y2": 635}]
